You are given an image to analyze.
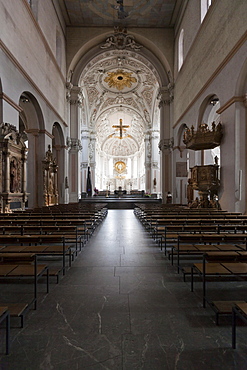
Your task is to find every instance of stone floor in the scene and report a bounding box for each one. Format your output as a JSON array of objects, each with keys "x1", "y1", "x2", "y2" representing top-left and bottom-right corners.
[{"x1": 0, "y1": 209, "x2": 247, "y2": 369}]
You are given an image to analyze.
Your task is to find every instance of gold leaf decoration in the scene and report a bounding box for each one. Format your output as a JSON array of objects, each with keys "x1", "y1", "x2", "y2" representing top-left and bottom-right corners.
[{"x1": 104, "y1": 69, "x2": 137, "y2": 91}]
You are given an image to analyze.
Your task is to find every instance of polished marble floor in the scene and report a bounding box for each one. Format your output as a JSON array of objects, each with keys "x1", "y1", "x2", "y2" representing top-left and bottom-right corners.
[{"x1": 0, "y1": 209, "x2": 247, "y2": 369}]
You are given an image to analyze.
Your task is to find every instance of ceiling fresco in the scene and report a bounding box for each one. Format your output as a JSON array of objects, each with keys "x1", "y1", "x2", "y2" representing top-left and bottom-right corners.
[{"x1": 61, "y1": 0, "x2": 180, "y2": 28}]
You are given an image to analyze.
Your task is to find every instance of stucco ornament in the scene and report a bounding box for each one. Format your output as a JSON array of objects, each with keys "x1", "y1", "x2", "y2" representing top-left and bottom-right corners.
[{"x1": 104, "y1": 69, "x2": 137, "y2": 91}]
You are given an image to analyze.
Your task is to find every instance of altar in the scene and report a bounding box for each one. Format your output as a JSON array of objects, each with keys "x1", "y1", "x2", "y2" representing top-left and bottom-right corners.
[{"x1": 114, "y1": 187, "x2": 127, "y2": 196}]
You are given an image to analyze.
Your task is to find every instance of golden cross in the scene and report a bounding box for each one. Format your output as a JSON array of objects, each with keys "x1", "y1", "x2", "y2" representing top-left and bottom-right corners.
[{"x1": 112, "y1": 119, "x2": 129, "y2": 139}]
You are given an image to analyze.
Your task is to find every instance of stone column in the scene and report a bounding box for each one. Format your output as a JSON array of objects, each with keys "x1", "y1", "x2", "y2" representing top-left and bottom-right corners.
[
  {"x1": 89, "y1": 133, "x2": 96, "y2": 192},
  {"x1": 67, "y1": 137, "x2": 82, "y2": 203},
  {"x1": 68, "y1": 86, "x2": 83, "y2": 202},
  {"x1": 81, "y1": 128, "x2": 90, "y2": 195},
  {"x1": 158, "y1": 85, "x2": 174, "y2": 202},
  {"x1": 21, "y1": 148, "x2": 28, "y2": 207},
  {"x1": 150, "y1": 129, "x2": 160, "y2": 194},
  {"x1": 144, "y1": 132, "x2": 151, "y2": 193}
]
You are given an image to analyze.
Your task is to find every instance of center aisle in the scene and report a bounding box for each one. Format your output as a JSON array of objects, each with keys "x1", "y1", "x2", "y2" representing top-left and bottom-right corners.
[{"x1": 2, "y1": 210, "x2": 245, "y2": 369}]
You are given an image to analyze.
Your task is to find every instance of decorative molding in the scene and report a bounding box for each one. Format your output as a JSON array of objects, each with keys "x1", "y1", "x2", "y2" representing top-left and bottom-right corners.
[
  {"x1": 100, "y1": 27, "x2": 143, "y2": 51},
  {"x1": 25, "y1": 128, "x2": 54, "y2": 139},
  {"x1": 39, "y1": 129, "x2": 54, "y2": 140}
]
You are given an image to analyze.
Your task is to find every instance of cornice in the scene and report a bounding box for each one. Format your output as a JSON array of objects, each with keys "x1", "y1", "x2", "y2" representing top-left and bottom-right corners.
[
  {"x1": 0, "y1": 93, "x2": 22, "y2": 113},
  {"x1": 216, "y1": 96, "x2": 244, "y2": 114}
]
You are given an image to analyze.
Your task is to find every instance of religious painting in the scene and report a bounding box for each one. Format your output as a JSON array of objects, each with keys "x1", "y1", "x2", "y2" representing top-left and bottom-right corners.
[{"x1": 176, "y1": 162, "x2": 187, "y2": 177}]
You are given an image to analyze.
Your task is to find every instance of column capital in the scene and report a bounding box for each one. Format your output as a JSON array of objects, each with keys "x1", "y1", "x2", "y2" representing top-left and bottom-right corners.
[
  {"x1": 157, "y1": 84, "x2": 174, "y2": 108},
  {"x1": 80, "y1": 162, "x2": 89, "y2": 169},
  {"x1": 68, "y1": 86, "x2": 84, "y2": 107},
  {"x1": 66, "y1": 137, "x2": 82, "y2": 152},
  {"x1": 158, "y1": 138, "x2": 174, "y2": 152}
]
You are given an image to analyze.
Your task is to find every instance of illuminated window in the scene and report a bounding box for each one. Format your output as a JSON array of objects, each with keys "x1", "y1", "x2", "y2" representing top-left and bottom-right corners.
[
  {"x1": 201, "y1": 0, "x2": 212, "y2": 22},
  {"x1": 178, "y1": 29, "x2": 184, "y2": 71}
]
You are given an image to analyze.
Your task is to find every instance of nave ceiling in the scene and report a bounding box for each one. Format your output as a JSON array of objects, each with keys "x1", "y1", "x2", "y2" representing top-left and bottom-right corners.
[
  {"x1": 60, "y1": 0, "x2": 181, "y2": 28},
  {"x1": 60, "y1": 0, "x2": 180, "y2": 157}
]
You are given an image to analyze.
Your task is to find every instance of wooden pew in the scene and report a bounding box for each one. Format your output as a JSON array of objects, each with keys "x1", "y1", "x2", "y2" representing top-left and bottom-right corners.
[
  {"x1": 0, "y1": 303, "x2": 29, "y2": 328},
  {"x1": 191, "y1": 254, "x2": 247, "y2": 308},
  {"x1": 0, "y1": 258, "x2": 49, "y2": 310},
  {"x1": 232, "y1": 302, "x2": 247, "y2": 348},
  {"x1": 175, "y1": 233, "x2": 247, "y2": 273}
]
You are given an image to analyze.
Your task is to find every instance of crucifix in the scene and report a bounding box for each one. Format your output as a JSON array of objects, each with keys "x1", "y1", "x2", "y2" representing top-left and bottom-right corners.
[{"x1": 112, "y1": 118, "x2": 129, "y2": 139}]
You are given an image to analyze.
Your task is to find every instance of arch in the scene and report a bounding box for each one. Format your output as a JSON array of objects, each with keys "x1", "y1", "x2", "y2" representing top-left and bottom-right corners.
[
  {"x1": 68, "y1": 31, "x2": 172, "y2": 88},
  {"x1": 19, "y1": 92, "x2": 45, "y2": 209},
  {"x1": 19, "y1": 92, "x2": 45, "y2": 131},
  {"x1": 198, "y1": 94, "x2": 220, "y2": 127},
  {"x1": 52, "y1": 122, "x2": 66, "y2": 204}
]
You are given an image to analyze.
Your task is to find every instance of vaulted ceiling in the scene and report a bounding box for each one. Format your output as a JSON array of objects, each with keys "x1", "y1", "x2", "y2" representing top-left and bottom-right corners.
[{"x1": 80, "y1": 49, "x2": 160, "y2": 156}]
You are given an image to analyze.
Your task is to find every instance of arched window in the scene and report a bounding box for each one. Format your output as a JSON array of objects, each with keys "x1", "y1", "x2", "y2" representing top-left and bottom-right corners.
[
  {"x1": 178, "y1": 29, "x2": 184, "y2": 71},
  {"x1": 201, "y1": 0, "x2": 212, "y2": 22}
]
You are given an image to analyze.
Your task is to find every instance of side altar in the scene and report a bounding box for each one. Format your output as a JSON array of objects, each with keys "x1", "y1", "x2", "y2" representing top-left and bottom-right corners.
[{"x1": 0, "y1": 123, "x2": 28, "y2": 212}]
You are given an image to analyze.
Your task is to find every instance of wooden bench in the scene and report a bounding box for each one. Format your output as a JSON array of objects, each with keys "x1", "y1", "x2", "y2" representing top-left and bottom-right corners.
[
  {"x1": 209, "y1": 300, "x2": 246, "y2": 325},
  {"x1": 232, "y1": 302, "x2": 247, "y2": 348},
  {"x1": 0, "y1": 245, "x2": 73, "y2": 276},
  {"x1": 0, "y1": 306, "x2": 10, "y2": 355},
  {"x1": 0, "y1": 303, "x2": 29, "y2": 328},
  {"x1": 191, "y1": 261, "x2": 247, "y2": 308},
  {"x1": 175, "y1": 233, "x2": 247, "y2": 273},
  {"x1": 0, "y1": 235, "x2": 72, "y2": 274},
  {"x1": 0, "y1": 261, "x2": 49, "y2": 310}
]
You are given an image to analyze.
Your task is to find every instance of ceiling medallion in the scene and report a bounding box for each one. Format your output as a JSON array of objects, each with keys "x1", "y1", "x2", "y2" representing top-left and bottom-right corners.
[
  {"x1": 115, "y1": 161, "x2": 126, "y2": 173},
  {"x1": 104, "y1": 69, "x2": 137, "y2": 91}
]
